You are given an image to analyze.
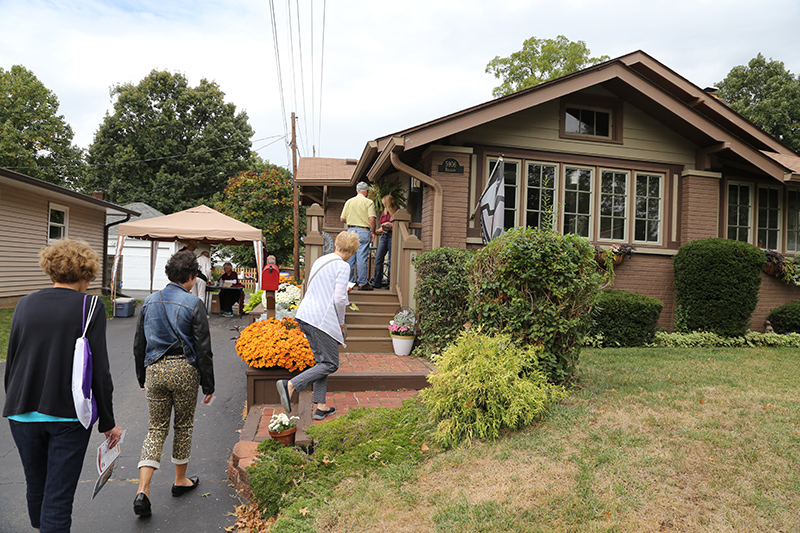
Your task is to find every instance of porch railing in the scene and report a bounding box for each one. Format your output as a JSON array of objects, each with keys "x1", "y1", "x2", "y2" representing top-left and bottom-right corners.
[{"x1": 303, "y1": 203, "x2": 422, "y2": 310}]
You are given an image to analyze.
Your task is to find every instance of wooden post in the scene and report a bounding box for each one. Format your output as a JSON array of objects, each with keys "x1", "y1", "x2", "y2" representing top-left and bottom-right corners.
[{"x1": 292, "y1": 112, "x2": 300, "y2": 279}]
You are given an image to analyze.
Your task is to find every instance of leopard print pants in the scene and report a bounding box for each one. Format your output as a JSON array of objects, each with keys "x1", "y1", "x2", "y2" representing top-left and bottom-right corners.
[{"x1": 138, "y1": 356, "x2": 200, "y2": 469}]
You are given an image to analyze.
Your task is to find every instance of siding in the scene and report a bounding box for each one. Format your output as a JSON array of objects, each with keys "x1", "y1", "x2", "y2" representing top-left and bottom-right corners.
[
  {"x1": 454, "y1": 97, "x2": 696, "y2": 168},
  {"x1": 0, "y1": 182, "x2": 106, "y2": 300}
]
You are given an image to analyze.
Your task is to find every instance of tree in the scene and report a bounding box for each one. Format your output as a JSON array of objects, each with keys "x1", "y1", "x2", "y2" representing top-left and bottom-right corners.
[
  {"x1": 81, "y1": 70, "x2": 255, "y2": 213},
  {"x1": 216, "y1": 166, "x2": 303, "y2": 267},
  {"x1": 486, "y1": 35, "x2": 609, "y2": 98},
  {"x1": 0, "y1": 65, "x2": 85, "y2": 185},
  {"x1": 717, "y1": 54, "x2": 800, "y2": 152}
]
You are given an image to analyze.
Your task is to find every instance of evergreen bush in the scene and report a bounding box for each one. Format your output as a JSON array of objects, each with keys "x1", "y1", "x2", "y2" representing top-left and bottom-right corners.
[
  {"x1": 673, "y1": 238, "x2": 764, "y2": 337},
  {"x1": 413, "y1": 247, "x2": 475, "y2": 355},
  {"x1": 467, "y1": 227, "x2": 603, "y2": 384},
  {"x1": 420, "y1": 330, "x2": 565, "y2": 448},
  {"x1": 590, "y1": 289, "x2": 663, "y2": 347},
  {"x1": 767, "y1": 300, "x2": 800, "y2": 334}
]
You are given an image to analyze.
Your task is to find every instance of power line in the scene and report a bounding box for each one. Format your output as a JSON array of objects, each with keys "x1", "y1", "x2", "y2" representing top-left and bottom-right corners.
[
  {"x1": 295, "y1": 0, "x2": 310, "y2": 156},
  {"x1": 318, "y1": 0, "x2": 327, "y2": 155},
  {"x1": 268, "y1": 0, "x2": 291, "y2": 165}
]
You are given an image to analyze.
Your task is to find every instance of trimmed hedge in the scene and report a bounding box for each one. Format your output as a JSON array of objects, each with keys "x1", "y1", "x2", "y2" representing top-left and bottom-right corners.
[
  {"x1": 468, "y1": 227, "x2": 603, "y2": 384},
  {"x1": 673, "y1": 238, "x2": 764, "y2": 337},
  {"x1": 767, "y1": 300, "x2": 800, "y2": 334},
  {"x1": 413, "y1": 247, "x2": 475, "y2": 355},
  {"x1": 590, "y1": 289, "x2": 663, "y2": 347}
]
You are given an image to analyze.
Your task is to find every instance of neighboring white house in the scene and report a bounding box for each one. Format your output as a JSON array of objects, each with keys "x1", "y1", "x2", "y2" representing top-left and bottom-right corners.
[{"x1": 107, "y1": 203, "x2": 178, "y2": 292}]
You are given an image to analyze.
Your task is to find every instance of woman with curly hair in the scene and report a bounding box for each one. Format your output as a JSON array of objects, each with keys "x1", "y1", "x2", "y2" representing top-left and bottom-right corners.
[{"x1": 4, "y1": 239, "x2": 122, "y2": 532}]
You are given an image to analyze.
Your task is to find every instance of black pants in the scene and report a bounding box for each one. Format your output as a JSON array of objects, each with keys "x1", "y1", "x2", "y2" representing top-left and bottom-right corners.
[{"x1": 219, "y1": 289, "x2": 240, "y2": 313}]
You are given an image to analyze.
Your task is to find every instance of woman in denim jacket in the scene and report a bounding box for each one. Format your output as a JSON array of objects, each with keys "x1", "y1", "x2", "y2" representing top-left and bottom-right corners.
[{"x1": 132, "y1": 251, "x2": 214, "y2": 517}]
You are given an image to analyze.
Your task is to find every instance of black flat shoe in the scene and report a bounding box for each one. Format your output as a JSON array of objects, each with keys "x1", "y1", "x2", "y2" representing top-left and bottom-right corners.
[
  {"x1": 133, "y1": 492, "x2": 151, "y2": 516},
  {"x1": 313, "y1": 406, "x2": 337, "y2": 420},
  {"x1": 171, "y1": 475, "x2": 200, "y2": 497},
  {"x1": 276, "y1": 380, "x2": 292, "y2": 413}
]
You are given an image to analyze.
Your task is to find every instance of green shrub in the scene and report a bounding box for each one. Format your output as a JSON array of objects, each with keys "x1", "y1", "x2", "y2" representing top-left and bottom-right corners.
[
  {"x1": 653, "y1": 330, "x2": 800, "y2": 348},
  {"x1": 414, "y1": 247, "x2": 475, "y2": 355},
  {"x1": 467, "y1": 227, "x2": 603, "y2": 384},
  {"x1": 673, "y1": 238, "x2": 764, "y2": 337},
  {"x1": 421, "y1": 330, "x2": 566, "y2": 448},
  {"x1": 246, "y1": 439, "x2": 310, "y2": 518},
  {"x1": 589, "y1": 289, "x2": 663, "y2": 347},
  {"x1": 767, "y1": 300, "x2": 800, "y2": 334}
]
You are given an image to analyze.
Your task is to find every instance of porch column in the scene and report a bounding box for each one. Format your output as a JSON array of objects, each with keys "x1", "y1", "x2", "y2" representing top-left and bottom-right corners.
[
  {"x1": 680, "y1": 170, "x2": 722, "y2": 245},
  {"x1": 303, "y1": 203, "x2": 325, "y2": 291}
]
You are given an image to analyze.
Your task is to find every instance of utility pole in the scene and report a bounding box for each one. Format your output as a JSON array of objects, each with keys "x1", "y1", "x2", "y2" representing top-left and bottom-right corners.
[{"x1": 292, "y1": 112, "x2": 300, "y2": 280}]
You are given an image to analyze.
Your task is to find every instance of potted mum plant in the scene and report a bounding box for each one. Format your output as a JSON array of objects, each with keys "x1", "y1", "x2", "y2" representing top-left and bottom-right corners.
[
  {"x1": 388, "y1": 307, "x2": 416, "y2": 356},
  {"x1": 236, "y1": 317, "x2": 315, "y2": 406},
  {"x1": 267, "y1": 412, "x2": 299, "y2": 446},
  {"x1": 274, "y1": 282, "x2": 302, "y2": 320}
]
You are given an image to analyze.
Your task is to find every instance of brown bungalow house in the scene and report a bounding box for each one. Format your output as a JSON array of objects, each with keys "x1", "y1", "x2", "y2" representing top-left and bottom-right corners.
[
  {"x1": 297, "y1": 50, "x2": 800, "y2": 336},
  {"x1": 0, "y1": 167, "x2": 139, "y2": 308}
]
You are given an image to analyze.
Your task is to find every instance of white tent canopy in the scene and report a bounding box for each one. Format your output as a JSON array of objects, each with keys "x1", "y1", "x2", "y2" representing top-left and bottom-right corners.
[{"x1": 112, "y1": 204, "x2": 265, "y2": 294}]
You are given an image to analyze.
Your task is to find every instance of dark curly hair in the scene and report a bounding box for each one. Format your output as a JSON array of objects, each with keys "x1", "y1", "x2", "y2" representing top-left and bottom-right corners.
[{"x1": 165, "y1": 250, "x2": 199, "y2": 284}]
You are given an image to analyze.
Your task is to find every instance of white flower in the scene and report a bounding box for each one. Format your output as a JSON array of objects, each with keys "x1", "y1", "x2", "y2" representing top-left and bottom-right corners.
[
  {"x1": 269, "y1": 412, "x2": 299, "y2": 432},
  {"x1": 275, "y1": 284, "x2": 302, "y2": 307}
]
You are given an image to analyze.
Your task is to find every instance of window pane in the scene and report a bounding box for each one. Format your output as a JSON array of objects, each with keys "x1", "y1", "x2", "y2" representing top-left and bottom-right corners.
[
  {"x1": 595, "y1": 111, "x2": 610, "y2": 137},
  {"x1": 50, "y1": 209, "x2": 65, "y2": 225},
  {"x1": 565, "y1": 108, "x2": 581, "y2": 133},
  {"x1": 727, "y1": 184, "x2": 751, "y2": 243},
  {"x1": 581, "y1": 110, "x2": 595, "y2": 135},
  {"x1": 49, "y1": 226, "x2": 63, "y2": 241},
  {"x1": 634, "y1": 174, "x2": 661, "y2": 243}
]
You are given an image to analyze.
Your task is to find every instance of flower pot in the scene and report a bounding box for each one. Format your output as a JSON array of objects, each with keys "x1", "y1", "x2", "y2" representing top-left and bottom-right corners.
[
  {"x1": 764, "y1": 263, "x2": 782, "y2": 276},
  {"x1": 391, "y1": 335, "x2": 415, "y2": 356},
  {"x1": 268, "y1": 426, "x2": 297, "y2": 446}
]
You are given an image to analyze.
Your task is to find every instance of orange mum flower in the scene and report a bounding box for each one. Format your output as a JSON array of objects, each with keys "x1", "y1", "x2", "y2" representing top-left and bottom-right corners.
[{"x1": 235, "y1": 317, "x2": 315, "y2": 371}]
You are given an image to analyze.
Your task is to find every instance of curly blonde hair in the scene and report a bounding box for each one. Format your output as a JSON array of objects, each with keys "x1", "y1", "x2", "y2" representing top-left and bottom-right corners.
[
  {"x1": 335, "y1": 231, "x2": 360, "y2": 255},
  {"x1": 39, "y1": 239, "x2": 100, "y2": 283}
]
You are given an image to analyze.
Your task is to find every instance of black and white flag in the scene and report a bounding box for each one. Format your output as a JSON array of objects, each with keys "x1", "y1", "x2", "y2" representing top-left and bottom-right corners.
[{"x1": 478, "y1": 157, "x2": 505, "y2": 244}]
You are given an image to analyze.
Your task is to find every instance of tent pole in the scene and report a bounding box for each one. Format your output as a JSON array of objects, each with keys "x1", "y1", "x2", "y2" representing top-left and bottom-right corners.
[{"x1": 292, "y1": 111, "x2": 300, "y2": 279}]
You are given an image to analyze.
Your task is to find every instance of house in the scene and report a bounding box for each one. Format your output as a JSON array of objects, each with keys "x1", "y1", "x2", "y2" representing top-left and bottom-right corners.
[
  {"x1": 0, "y1": 167, "x2": 139, "y2": 307},
  {"x1": 107, "y1": 202, "x2": 182, "y2": 292},
  {"x1": 297, "y1": 51, "x2": 800, "y2": 333}
]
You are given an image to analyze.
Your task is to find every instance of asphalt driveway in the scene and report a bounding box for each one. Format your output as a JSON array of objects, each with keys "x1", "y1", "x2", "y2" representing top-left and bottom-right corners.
[{"x1": 0, "y1": 304, "x2": 250, "y2": 532}]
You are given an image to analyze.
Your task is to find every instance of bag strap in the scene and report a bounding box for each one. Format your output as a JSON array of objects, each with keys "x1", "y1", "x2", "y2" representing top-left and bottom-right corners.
[
  {"x1": 81, "y1": 295, "x2": 98, "y2": 337},
  {"x1": 307, "y1": 255, "x2": 343, "y2": 288}
]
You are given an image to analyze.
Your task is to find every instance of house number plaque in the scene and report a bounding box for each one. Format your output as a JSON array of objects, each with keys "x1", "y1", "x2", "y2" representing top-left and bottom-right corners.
[{"x1": 437, "y1": 158, "x2": 464, "y2": 174}]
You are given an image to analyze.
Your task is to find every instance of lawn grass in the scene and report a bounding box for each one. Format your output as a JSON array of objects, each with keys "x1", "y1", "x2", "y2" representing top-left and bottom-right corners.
[
  {"x1": 0, "y1": 308, "x2": 14, "y2": 362},
  {"x1": 297, "y1": 347, "x2": 800, "y2": 532}
]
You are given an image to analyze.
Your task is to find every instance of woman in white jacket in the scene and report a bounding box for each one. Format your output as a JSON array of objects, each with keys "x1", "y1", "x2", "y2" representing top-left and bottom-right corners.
[{"x1": 276, "y1": 231, "x2": 359, "y2": 420}]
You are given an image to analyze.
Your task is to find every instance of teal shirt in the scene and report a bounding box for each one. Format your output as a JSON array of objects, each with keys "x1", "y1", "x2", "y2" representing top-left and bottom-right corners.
[{"x1": 8, "y1": 411, "x2": 79, "y2": 423}]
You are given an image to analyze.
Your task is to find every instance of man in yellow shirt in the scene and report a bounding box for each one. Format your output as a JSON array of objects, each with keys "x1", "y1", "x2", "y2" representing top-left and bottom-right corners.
[{"x1": 340, "y1": 182, "x2": 377, "y2": 290}]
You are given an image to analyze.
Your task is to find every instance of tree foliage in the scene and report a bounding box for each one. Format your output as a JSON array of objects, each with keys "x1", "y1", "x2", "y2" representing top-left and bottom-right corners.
[
  {"x1": 0, "y1": 65, "x2": 85, "y2": 185},
  {"x1": 81, "y1": 70, "x2": 255, "y2": 213},
  {"x1": 485, "y1": 35, "x2": 609, "y2": 98},
  {"x1": 717, "y1": 54, "x2": 800, "y2": 152},
  {"x1": 216, "y1": 167, "x2": 303, "y2": 267}
]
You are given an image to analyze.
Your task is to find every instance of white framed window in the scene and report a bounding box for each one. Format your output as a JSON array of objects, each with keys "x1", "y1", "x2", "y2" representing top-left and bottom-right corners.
[
  {"x1": 563, "y1": 166, "x2": 593, "y2": 238},
  {"x1": 757, "y1": 186, "x2": 781, "y2": 249},
  {"x1": 727, "y1": 183, "x2": 752, "y2": 243},
  {"x1": 525, "y1": 162, "x2": 558, "y2": 230},
  {"x1": 599, "y1": 169, "x2": 628, "y2": 240},
  {"x1": 48, "y1": 203, "x2": 69, "y2": 243},
  {"x1": 787, "y1": 189, "x2": 800, "y2": 253},
  {"x1": 634, "y1": 173, "x2": 663, "y2": 243},
  {"x1": 488, "y1": 158, "x2": 520, "y2": 230}
]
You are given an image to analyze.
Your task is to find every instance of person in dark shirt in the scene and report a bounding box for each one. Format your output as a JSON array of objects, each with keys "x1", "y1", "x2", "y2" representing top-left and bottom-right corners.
[
  {"x1": 218, "y1": 262, "x2": 240, "y2": 317},
  {"x1": 3, "y1": 239, "x2": 122, "y2": 532}
]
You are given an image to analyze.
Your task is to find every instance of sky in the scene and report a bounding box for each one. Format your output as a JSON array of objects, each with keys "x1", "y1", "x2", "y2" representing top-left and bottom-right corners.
[{"x1": 1, "y1": 0, "x2": 799, "y2": 172}]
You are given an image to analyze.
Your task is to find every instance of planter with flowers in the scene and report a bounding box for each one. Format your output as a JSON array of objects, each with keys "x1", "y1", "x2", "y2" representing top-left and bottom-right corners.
[
  {"x1": 594, "y1": 243, "x2": 635, "y2": 284},
  {"x1": 389, "y1": 307, "x2": 416, "y2": 356},
  {"x1": 236, "y1": 317, "x2": 315, "y2": 406},
  {"x1": 274, "y1": 282, "x2": 302, "y2": 320},
  {"x1": 267, "y1": 412, "x2": 299, "y2": 446}
]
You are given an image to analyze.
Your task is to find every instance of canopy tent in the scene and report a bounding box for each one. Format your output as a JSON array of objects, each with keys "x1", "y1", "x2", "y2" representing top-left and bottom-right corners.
[{"x1": 112, "y1": 204, "x2": 265, "y2": 296}]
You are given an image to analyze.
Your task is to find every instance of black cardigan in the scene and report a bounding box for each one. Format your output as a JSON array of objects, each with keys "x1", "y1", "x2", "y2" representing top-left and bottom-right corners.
[{"x1": 3, "y1": 288, "x2": 116, "y2": 433}]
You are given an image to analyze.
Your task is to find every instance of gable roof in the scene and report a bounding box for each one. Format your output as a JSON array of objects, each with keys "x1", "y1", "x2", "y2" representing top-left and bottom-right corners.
[
  {"x1": 107, "y1": 202, "x2": 166, "y2": 237},
  {"x1": 296, "y1": 157, "x2": 359, "y2": 185},
  {"x1": 354, "y1": 51, "x2": 799, "y2": 184}
]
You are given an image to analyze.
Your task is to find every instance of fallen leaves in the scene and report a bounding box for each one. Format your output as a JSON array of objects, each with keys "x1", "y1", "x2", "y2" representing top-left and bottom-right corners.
[{"x1": 230, "y1": 504, "x2": 274, "y2": 532}]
